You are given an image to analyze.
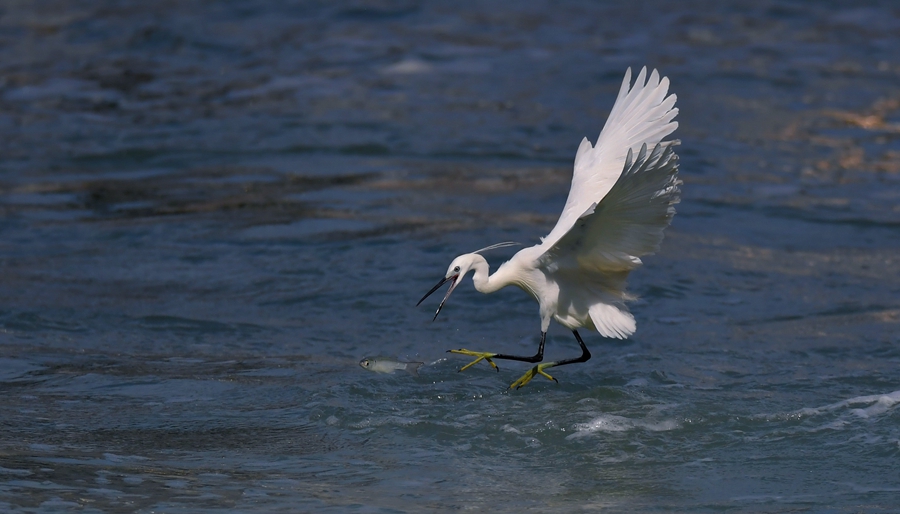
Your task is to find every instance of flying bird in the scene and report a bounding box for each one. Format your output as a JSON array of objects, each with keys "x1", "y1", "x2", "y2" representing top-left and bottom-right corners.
[{"x1": 417, "y1": 67, "x2": 681, "y2": 389}]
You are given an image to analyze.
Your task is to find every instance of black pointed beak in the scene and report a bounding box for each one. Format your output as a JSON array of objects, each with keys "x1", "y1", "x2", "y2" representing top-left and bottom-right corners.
[{"x1": 417, "y1": 274, "x2": 460, "y2": 321}]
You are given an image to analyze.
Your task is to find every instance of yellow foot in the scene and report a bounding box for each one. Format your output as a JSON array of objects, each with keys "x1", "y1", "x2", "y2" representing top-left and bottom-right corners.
[
  {"x1": 509, "y1": 362, "x2": 558, "y2": 390},
  {"x1": 447, "y1": 349, "x2": 499, "y2": 372}
]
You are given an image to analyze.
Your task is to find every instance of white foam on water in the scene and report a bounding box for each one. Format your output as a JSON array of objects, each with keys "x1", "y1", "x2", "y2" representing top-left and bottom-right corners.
[
  {"x1": 350, "y1": 415, "x2": 421, "y2": 429},
  {"x1": 848, "y1": 392, "x2": 900, "y2": 418},
  {"x1": 566, "y1": 414, "x2": 680, "y2": 439},
  {"x1": 752, "y1": 390, "x2": 900, "y2": 438},
  {"x1": 796, "y1": 390, "x2": 900, "y2": 419}
]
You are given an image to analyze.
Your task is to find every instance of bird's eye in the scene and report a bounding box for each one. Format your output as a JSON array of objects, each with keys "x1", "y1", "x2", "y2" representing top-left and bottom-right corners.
[{"x1": 453, "y1": 266, "x2": 460, "y2": 272}]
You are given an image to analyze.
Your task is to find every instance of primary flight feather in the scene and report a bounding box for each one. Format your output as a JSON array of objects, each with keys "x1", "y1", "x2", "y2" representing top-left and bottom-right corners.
[{"x1": 417, "y1": 67, "x2": 681, "y2": 389}]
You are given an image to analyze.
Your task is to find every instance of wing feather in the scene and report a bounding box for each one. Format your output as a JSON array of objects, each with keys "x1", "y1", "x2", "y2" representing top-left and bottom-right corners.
[
  {"x1": 545, "y1": 142, "x2": 681, "y2": 274},
  {"x1": 539, "y1": 67, "x2": 678, "y2": 251}
]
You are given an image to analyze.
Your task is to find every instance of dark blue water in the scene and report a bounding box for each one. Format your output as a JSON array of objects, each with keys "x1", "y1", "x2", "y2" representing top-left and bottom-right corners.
[{"x1": 2, "y1": 1, "x2": 900, "y2": 512}]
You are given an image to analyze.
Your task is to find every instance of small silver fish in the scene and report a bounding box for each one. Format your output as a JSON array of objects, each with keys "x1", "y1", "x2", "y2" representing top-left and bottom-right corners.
[{"x1": 359, "y1": 357, "x2": 424, "y2": 376}]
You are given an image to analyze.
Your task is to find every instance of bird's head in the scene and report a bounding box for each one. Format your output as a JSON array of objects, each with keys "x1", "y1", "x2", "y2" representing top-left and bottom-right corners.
[
  {"x1": 416, "y1": 242, "x2": 520, "y2": 321},
  {"x1": 416, "y1": 253, "x2": 482, "y2": 321}
]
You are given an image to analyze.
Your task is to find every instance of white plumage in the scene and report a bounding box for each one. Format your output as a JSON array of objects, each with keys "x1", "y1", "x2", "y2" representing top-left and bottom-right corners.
[{"x1": 417, "y1": 67, "x2": 681, "y2": 388}]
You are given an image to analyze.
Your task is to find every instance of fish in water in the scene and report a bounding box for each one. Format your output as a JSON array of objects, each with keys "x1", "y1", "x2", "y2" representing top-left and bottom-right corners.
[{"x1": 359, "y1": 357, "x2": 424, "y2": 376}]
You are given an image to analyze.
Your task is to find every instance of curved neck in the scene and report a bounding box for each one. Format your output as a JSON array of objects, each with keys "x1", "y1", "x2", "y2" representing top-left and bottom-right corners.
[{"x1": 470, "y1": 255, "x2": 509, "y2": 294}]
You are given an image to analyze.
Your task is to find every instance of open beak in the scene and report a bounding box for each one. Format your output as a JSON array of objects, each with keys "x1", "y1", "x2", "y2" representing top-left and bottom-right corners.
[{"x1": 417, "y1": 274, "x2": 460, "y2": 321}]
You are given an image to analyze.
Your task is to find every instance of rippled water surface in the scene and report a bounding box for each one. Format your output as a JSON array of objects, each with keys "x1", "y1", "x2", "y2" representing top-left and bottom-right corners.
[{"x1": 2, "y1": 1, "x2": 900, "y2": 512}]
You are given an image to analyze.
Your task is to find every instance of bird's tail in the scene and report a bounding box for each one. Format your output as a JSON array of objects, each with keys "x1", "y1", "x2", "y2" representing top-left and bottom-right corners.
[{"x1": 589, "y1": 302, "x2": 636, "y2": 340}]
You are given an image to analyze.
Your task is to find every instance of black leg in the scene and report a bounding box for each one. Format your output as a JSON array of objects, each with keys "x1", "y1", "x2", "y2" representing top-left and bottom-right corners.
[
  {"x1": 448, "y1": 332, "x2": 546, "y2": 372},
  {"x1": 508, "y1": 330, "x2": 591, "y2": 389},
  {"x1": 490, "y1": 331, "x2": 546, "y2": 363},
  {"x1": 553, "y1": 330, "x2": 591, "y2": 367}
]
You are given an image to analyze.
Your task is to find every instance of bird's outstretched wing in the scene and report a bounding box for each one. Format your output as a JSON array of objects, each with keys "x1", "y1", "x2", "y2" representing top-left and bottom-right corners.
[
  {"x1": 542, "y1": 143, "x2": 681, "y2": 273},
  {"x1": 539, "y1": 67, "x2": 678, "y2": 252}
]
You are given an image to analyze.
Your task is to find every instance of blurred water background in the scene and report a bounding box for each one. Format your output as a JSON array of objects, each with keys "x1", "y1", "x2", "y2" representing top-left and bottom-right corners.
[{"x1": 2, "y1": 1, "x2": 900, "y2": 512}]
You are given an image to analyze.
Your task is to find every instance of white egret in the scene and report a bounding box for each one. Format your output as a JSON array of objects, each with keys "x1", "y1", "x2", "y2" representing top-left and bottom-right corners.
[{"x1": 418, "y1": 67, "x2": 681, "y2": 389}]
